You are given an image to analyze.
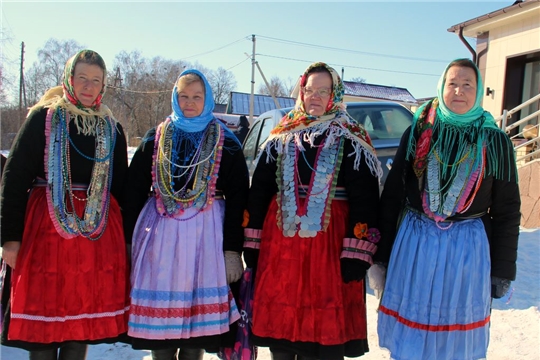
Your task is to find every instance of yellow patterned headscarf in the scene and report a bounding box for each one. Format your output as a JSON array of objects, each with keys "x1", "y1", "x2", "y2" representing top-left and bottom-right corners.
[
  {"x1": 27, "y1": 50, "x2": 115, "y2": 136},
  {"x1": 271, "y1": 62, "x2": 345, "y2": 134}
]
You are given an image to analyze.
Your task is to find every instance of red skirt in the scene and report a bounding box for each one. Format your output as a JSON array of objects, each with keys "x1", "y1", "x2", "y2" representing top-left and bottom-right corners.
[
  {"x1": 252, "y1": 197, "x2": 367, "y2": 345},
  {"x1": 7, "y1": 186, "x2": 129, "y2": 344}
]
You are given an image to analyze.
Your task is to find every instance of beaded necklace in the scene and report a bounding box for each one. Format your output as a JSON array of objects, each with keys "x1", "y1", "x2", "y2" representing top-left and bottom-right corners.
[
  {"x1": 277, "y1": 136, "x2": 344, "y2": 238},
  {"x1": 421, "y1": 143, "x2": 485, "y2": 227},
  {"x1": 154, "y1": 118, "x2": 223, "y2": 219},
  {"x1": 45, "y1": 107, "x2": 116, "y2": 240}
]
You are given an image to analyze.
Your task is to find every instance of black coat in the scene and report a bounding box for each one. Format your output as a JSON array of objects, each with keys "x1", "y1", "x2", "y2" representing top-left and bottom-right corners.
[
  {"x1": 246, "y1": 134, "x2": 380, "y2": 240},
  {"x1": 375, "y1": 126, "x2": 521, "y2": 281},
  {"x1": 122, "y1": 126, "x2": 249, "y2": 252},
  {"x1": 0, "y1": 107, "x2": 128, "y2": 245}
]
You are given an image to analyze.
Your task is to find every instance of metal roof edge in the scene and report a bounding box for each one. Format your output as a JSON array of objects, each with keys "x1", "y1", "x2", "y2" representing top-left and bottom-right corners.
[
  {"x1": 447, "y1": 0, "x2": 539, "y2": 34},
  {"x1": 343, "y1": 80, "x2": 411, "y2": 92}
]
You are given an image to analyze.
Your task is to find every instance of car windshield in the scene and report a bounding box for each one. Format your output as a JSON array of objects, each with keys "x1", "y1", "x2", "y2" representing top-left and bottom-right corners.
[{"x1": 346, "y1": 104, "x2": 412, "y2": 140}]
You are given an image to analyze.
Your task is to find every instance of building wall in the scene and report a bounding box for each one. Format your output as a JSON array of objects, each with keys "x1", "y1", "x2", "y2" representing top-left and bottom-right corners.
[{"x1": 481, "y1": 9, "x2": 540, "y2": 117}]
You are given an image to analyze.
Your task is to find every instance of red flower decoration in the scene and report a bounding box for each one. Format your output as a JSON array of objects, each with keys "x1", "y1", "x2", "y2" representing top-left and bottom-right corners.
[
  {"x1": 416, "y1": 128, "x2": 433, "y2": 158},
  {"x1": 367, "y1": 228, "x2": 381, "y2": 243}
]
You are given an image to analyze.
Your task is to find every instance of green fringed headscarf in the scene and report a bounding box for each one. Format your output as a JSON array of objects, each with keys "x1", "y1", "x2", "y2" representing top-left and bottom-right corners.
[{"x1": 407, "y1": 58, "x2": 515, "y2": 182}]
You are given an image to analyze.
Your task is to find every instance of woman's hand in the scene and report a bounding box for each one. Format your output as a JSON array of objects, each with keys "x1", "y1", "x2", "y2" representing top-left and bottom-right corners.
[
  {"x1": 1, "y1": 241, "x2": 21, "y2": 269},
  {"x1": 224, "y1": 251, "x2": 243, "y2": 284}
]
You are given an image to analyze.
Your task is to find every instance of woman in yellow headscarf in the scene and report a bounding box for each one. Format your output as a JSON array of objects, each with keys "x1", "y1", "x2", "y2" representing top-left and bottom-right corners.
[{"x1": 1, "y1": 50, "x2": 129, "y2": 360}]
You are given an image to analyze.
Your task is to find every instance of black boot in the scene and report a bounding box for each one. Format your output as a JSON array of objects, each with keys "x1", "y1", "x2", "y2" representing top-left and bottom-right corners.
[
  {"x1": 29, "y1": 348, "x2": 57, "y2": 360},
  {"x1": 271, "y1": 350, "x2": 297, "y2": 360},
  {"x1": 177, "y1": 348, "x2": 204, "y2": 360},
  {"x1": 58, "y1": 342, "x2": 88, "y2": 360},
  {"x1": 152, "y1": 348, "x2": 178, "y2": 360}
]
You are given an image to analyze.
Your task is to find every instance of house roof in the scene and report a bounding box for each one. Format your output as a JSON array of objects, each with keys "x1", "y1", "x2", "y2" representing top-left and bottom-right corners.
[
  {"x1": 227, "y1": 91, "x2": 296, "y2": 116},
  {"x1": 343, "y1": 81, "x2": 417, "y2": 104},
  {"x1": 214, "y1": 103, "x2": 227, "y2": 113},
  {"x1": 447, "y1": 0, "x2": 540, "y2": 37}
]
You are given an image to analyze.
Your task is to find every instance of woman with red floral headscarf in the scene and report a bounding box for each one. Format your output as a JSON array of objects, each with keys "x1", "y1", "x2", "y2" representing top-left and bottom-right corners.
[
  {"x1": 0, "y1": 50, "x2": 130, "y2": 360},
  {"x1": 243, "y1": 62, "x2": 382, "y2": 360}
]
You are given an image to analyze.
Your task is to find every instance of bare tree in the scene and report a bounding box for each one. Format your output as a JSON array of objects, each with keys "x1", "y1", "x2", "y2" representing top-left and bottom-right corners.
[
  {"x1": 107, "y1": 51, "x2": 188, "y2": 143},
  {"x1": 350, "y1": 76, "x2": 366, "y2": 83},
  {"x1": 283, "y1": 76, "x2": 297, "y2": 97},
  {"x1": 20, "y1": 38, "x2": 86, "y2": 106},
  {"x1": 0, "y1": 27, "x2": 19, "y2": 106},
  {"x1": 207, "y1": 67, "x2": 236, "y2": 105},
  {"x1": 37, "y1": 39, "x2": 85, "y2": 88},
  {"x1": 257, "y1": 76, "x2": 289, "y2": 97}
]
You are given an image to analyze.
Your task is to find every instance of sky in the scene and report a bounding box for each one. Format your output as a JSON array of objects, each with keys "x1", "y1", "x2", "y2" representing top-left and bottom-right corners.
[
  {"x1": 1, "y1": 1, "x2": 516, "y2": 101},
  {"x1": 2, "y1": 227, "x2": 539, "y2": 359}
]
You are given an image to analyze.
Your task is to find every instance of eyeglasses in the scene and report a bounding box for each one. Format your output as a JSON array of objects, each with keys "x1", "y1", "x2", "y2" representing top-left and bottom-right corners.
[{"x1": 302, "y1": 87, "x2": 332, "y2": 97}]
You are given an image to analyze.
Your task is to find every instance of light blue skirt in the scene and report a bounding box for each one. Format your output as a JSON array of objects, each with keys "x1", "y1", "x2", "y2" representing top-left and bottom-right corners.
[
  {"x1": 128, "y1": 197, "x2": 239, "y2": 340},
  {"x1": 378, "y1": 209, "x2": 491, "y2": 360}
]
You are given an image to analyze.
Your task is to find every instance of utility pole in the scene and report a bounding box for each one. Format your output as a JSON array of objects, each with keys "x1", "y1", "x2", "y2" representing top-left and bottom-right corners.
[
  {"x1": 19, "y1": 42, "x2": 27, "y2": 122},
  {"x1": 114, "y1": 67, "x2": 128, "y2": 144},
  {"x1": 248, "y1": 34, "x2": 256, "y2": 124},
  {"x1": 114, "y1": 67, "x2": 123, "y2": 87}
]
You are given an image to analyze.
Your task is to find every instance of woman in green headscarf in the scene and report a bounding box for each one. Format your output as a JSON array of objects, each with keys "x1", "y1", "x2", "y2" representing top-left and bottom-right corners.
[
  {"x1": 373, "y1": 58, "x2": 521, "y2": 359},
  {"x1": 1, "y1": 50, "x2": 129, "y2": 360}
]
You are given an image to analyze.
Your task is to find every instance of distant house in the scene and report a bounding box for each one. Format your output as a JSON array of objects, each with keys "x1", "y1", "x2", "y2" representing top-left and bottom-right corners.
[
  {"x1": 291, "y1": 80, "x2": 418, "y2": 110},
  {"x1": 343, "y1": 81, "x2": 417, "y2": 109},
  {"x1": 447, "y1": 0, "x2": 539, "y2": 133},
  {"x1": 412, "y1": 96, "x2": 437, "y2": 113},
  {"x1": 225, "y1": 91, "x2": 295, "y2": 120},
  {"x1": 214, "y1": 103, "x2": 227, "y2": 113}
]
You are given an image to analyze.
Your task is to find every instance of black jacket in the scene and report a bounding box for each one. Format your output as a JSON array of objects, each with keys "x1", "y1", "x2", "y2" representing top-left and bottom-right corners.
[{"x1": 375, "y1": 126, "x2": 521, "y2": 280}]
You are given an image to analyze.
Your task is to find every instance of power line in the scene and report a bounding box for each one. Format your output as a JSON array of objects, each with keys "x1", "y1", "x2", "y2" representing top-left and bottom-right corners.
[
  {"x1": 107, "y1": 85, "x2": 170, "y2": 94},
  {"x1": 226, "y1": 56, "x2": 250, "y2": 71},
  {"x1": 179, "y1": 37, "x2": 248, "y2": 60},
  {"x1": 257, "y1": 53, "x2": 440, "y2": 77},
  {"x1": 256, "y1": 34, "x2": 449, "y2": 63}
]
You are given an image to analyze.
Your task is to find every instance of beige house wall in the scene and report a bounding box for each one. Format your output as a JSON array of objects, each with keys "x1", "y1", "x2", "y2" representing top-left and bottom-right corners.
[{"x1": 480, "y1": 9, "x2": 540, "y2": 117}]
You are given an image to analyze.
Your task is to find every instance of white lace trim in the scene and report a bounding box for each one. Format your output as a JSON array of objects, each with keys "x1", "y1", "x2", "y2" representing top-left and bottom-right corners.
[
  {"x1": 264, "y1": 120, "x2": 383, "y2": 181},
  {"x1": 11, "y1": 306, "x2": 129, "y2": 323}
]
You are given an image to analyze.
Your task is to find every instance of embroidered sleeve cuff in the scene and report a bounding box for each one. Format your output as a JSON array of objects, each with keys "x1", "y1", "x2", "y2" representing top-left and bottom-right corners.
[
  {"x1": 340, "y1": 237, "x2": 377, "y2": 265},
  {"x1": 244, "y1": 228, "x2": 262, "y2": 249}
]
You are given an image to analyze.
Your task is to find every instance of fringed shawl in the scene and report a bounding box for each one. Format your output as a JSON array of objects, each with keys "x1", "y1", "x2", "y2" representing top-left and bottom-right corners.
[
  {"x1": 406, "y1": 59, "x2": 515, "y2": 183},
  {"x1": 27, "y1": 49, "x2": 116, "y2": 136},
  {"x1": 263, "y1": 62, "x2": 382, "y2": 180}
]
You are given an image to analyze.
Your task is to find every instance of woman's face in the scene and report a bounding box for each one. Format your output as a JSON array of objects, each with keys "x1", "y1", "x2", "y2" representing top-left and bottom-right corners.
[
  {"x1": 178, "y1": 81, "x2": 205, "y2": 118},
  {"x1": 303, "y1": 71, "x2": 332, "y2": 116},
  {"x1": 72, "y1": 62, "x2": 104, "y2": 107},
  {"x1": 442, "y1": 66, "x2": 477, "y2": 115}
]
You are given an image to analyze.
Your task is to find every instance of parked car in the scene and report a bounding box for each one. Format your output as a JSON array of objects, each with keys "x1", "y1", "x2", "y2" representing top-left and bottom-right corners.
[{"x1": 242, "y1": 102, "x2": 414, "y2": 188}]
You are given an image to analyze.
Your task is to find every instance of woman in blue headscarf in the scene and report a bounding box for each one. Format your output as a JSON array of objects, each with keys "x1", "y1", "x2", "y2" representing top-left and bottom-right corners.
[
  {"x1": 124, "y1": 69, "x2": 249, "y2": 360},
  {"x1": 373, "y1": 58, "x2": 521, "y2": 359}
]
